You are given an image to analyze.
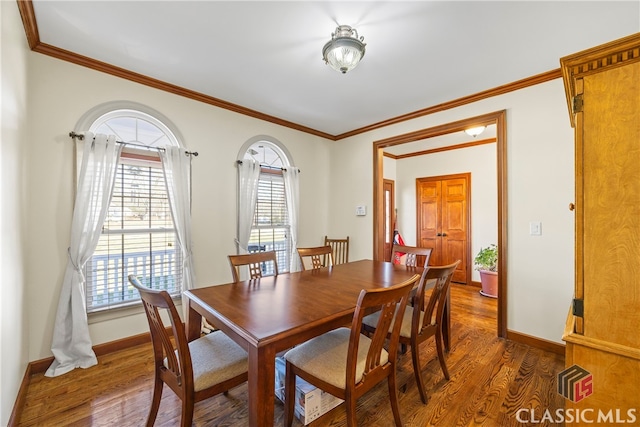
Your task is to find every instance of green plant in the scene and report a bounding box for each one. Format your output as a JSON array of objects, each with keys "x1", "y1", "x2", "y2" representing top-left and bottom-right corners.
[{"x1": 474, "y1": 244, "x2": 498, "y2": 272}]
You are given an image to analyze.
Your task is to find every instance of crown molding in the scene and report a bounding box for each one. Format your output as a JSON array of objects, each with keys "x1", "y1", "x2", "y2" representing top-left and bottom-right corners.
[{"x1": 17, "y1": 0, "x2": 561, "y2": 141}]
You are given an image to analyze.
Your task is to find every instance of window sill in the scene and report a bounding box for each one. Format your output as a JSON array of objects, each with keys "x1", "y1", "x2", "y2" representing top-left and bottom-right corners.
[{"x1": 87, "y1": 297, "x2": 182, "y2": 324}]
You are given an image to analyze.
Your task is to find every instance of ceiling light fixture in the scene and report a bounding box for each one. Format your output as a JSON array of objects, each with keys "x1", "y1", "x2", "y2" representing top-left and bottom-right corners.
[
  {"x1": 322, "y1": 25, "x2": 366, "y2": 74},
  {"x1": 464, "y1": 126, "x2": 486, "y2": 137}
]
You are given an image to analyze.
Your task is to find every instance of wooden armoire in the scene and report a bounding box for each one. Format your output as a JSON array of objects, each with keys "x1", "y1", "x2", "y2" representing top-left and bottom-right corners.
[{"x1": 561, "y1": 33, "x2": 640, "y2": 421}]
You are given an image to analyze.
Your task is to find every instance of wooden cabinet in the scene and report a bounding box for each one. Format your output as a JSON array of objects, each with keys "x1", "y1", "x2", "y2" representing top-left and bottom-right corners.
[{"x1": 562, "y1": 33, "x2": 640, "y2": 423}]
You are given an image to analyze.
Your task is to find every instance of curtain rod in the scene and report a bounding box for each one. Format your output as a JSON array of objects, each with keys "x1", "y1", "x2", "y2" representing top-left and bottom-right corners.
[
  {"x1": 236, "y1": 159, "x2": 300, "y2": 173},
  {"x1": 69, "y1": 131, "x2": 199, "y2": 157}
]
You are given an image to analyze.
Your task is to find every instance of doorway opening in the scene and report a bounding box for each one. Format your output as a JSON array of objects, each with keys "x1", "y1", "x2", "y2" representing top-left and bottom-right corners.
[{"x1": 373, "y1": 110, "x2": 507, "y2": 337}]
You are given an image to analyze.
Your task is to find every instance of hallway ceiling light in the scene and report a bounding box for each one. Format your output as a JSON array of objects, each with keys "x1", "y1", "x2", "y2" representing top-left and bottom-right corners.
[
  {"x1": 464, "y1": 126, "x2": 486, "y2": 137},
  {"x1": 322, "y1": 25, "x2": 366, "y2": 74}
]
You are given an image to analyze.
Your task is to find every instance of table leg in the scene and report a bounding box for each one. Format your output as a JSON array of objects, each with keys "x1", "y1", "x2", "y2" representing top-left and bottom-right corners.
[
  {"x1": 185, "y1": 300, "x2": 202, "y2": 342},
  {"x1": 248, "y1": 344, "x2": 276, "y2": 427}
]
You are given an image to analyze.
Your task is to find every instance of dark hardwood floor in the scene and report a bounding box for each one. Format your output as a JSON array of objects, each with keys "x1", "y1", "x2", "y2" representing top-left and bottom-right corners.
[{"x1": 18, "y1": 284, "x2": 565, "y2": 426}]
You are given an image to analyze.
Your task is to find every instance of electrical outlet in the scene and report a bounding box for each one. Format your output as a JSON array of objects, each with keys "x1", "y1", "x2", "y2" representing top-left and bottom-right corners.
[{"x1": 355, "y1": 206, "x2": 366, "y2": 216}]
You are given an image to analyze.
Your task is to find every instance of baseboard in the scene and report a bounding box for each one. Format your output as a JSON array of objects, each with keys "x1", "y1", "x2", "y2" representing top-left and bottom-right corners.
[
  {"x1": 9, "y1": 331, "x2": 154, "y2": 426},
  {"x1": 470, "y1": 280, "x2": 481, "y2": 288},
  {"x1": 8, "y1": 362, "x2": 33, "y2": 427},
  {"x1": 506, "y1": 329, "x2": 565, "y2": 355}
]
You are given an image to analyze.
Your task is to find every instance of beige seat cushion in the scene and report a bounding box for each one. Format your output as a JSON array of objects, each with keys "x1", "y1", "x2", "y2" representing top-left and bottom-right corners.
[
  {"x1": 362, "y1": 306, "x2": 426, "y2": 339},
  {"x1": 283, "y1": 327, "x2": 389, "y2": 389},
  {"x1": 166, "y1": 331, "x2": 248, "y2": 392}
]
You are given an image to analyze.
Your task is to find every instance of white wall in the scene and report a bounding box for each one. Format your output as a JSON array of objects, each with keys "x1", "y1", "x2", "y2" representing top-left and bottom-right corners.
[
  {"x1": 25, "y1": 53, "x2": 333, "y2": 360},
  {"x1": 1, "y1": 2, "x2": 30, "y2": 424},
  {"x1": 330, "y1": 80, "x2": 575, "y2": 343}
]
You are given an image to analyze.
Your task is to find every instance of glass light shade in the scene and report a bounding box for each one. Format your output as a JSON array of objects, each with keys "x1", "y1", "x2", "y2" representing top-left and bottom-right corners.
[
  {"x1": 464, "y1": 126, "x2": 486, "y2": 137},
  {"x1": 322, "y1": 25, "x2": 366, "y2": 74}
]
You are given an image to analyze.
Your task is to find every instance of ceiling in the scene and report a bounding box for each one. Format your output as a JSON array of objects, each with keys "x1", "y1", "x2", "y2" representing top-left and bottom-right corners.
[{"x1": 29, "y1": 1, "x2": 640, "y2": 139}]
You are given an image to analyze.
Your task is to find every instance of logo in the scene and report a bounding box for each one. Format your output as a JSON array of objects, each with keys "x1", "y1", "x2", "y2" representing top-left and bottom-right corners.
[{"x1": 558, "y1": 364, "x2": 593, "y2": 402}]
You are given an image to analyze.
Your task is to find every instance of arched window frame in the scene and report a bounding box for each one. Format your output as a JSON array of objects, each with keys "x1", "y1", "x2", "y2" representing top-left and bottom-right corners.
[
  {"x1": 78, "y1": 103, "x2": 185, "y2": 313},
  {"x1": 237, "y1": 137, "x2": 295, "y2": 274}
]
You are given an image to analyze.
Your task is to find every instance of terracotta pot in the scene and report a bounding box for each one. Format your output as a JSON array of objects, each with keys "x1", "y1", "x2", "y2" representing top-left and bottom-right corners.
[{"x1": 479, "y1": 270, "x2": 498, "y2": 298}]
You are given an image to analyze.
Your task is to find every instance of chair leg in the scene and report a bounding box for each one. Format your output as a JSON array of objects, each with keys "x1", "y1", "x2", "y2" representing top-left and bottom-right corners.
[
  {"x1": 410, "y1": 342, "x2": 428, "y2": 404},
  {"x1": 435, "y1": 329, "x2": 450, "y2": 381},
  {"x1": 388, "y1": 370, "x2": 403, "y2": 426},
  {"x1": 345, "y1": 393, "x2": 358, "y2": 427},
  {"x1": 284, "y1": 363, "x2": 296, "y2": 427},
  {"x1": 180, "y1": 396, "x2": 195, "y2": 427},
  {"x1": 146, "y1": 375, "x2": 164, "y2": 427}
]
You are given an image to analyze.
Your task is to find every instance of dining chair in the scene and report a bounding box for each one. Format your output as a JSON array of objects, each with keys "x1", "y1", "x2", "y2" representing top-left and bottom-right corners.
[
  {"x1": 227, "y1": 250, "x2": 279, "y2": 282},
  {"x1": 283, "y1": 273, "x2": 420, "y2": 427},
  {"x1": 392, "y1": 244, "x2": 432, "y2": 268},
  {"x1": 362, "y1": 260, "x2": 460, "y2": 404},
  {"x1": 324, "y1": 235, "x2": 349, "y2": 265},
  {"x1": 297, "y1": 245, "x2": 334, "y2": 271},
  {"x1": 128, "y1": 275, "x2": 248, "y2": 427}
]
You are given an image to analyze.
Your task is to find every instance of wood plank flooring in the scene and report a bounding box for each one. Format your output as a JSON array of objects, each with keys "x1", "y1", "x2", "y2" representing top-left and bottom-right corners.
[{"x1": 18, "y1": 284, "x2": 565, "y2": 426}]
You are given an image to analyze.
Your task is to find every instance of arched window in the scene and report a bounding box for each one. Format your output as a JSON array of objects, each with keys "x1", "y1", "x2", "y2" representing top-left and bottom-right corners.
[
  {"x1": 84, "y1": 109, "x2": 183, "y2": 312},
  {"x1": 239, "y1": 139, "x2": 297, "y2": 274}
]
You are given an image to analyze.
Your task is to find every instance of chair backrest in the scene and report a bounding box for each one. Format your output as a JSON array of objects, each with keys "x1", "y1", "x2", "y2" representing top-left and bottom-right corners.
[
  {"x1": 416, "y1": 260, "x2": 460, "y2": 331},
  {"x1": 128, "y1": 275, "x2": 193, "y2": 394},
  {"x1": 228, "y1": 250, "x2": 279, "y2": 282},
  {"x1": 392, "y1": 244, "x2": 432, "y2": 268},
  {"x1": 347, "y1": 274, "x2": 420, "y2": 388},
  {"x1": 324, "y1": 236, "x2": 349, "y2": 265},
  {"x1": 297, "y1": 245, "x2": 333, "y2": 271}
]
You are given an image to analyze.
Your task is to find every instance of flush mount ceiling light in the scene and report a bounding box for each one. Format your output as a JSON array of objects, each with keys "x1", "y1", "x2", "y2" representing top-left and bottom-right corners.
[
  {"x1": 322, "y1": 25, "x2": 366, "y2": 74},
  {"x1": 464, "y1": 126, "x2": 486, "y2": 137}
]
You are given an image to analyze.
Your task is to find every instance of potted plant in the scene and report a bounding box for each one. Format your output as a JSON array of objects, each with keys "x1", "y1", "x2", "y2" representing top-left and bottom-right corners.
[{"x1": 474, "y1": 244, "x2": 498, "y2": 298}]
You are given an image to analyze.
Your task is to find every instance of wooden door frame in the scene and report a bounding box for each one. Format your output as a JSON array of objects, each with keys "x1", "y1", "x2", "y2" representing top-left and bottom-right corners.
[
  {"x1": 373, "y1": 110, "x2": 507, "y2": 338},
  {"x1": 416, "y1": 173, "x2": 471, "y2": 285},
  {"x1": 383, "y1": 179, "x2": 395, "y2": 262}
]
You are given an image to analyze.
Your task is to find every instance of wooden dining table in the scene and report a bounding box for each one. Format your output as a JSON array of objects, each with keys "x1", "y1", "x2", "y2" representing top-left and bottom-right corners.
[{"x1": 184, "y1": 259, "x2": 450, "y2": 427}]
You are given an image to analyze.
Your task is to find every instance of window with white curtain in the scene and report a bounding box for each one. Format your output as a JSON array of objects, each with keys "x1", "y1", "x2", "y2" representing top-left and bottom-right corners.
[
  {"x1": 243, "y1": 143, "x2": 291, "y2": 273},
  {"x1": 84, "y1": 110, "x2": 182, "y2": 312}
]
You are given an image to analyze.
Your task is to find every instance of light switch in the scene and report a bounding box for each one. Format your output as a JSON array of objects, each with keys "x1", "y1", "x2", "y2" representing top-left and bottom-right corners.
[
  {"x1": 529, "y1": 221, "x2": 542, "y2": 236},
  {"x1": 356, "y1": 206, "x2": 366, "y2": 216}
]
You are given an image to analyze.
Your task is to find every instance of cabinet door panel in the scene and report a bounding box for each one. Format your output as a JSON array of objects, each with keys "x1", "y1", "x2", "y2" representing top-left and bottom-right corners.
[{"x1": 582, "y1": 61, "x2": 640, "y2": 348}]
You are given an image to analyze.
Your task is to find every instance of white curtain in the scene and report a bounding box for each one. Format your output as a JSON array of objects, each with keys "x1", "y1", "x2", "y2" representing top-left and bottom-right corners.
[
  {"x1": 159, "y1": 146, "x2": 195, "y2": 308},
  {"x1": 46, "y1": 133, "x2": 122, "y2": 377},
  {"x1": 235, "y1": 159, "x2": 260, "y2": 254},
  {"x1": 283, "y1": 166, "x2": 300, "y2": 272}
]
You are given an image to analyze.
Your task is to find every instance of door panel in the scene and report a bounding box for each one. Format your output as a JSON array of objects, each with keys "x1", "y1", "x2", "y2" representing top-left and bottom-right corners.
[
  {"x1": 442, "y1": 178, "x2": 468, "y2": 282},
  {"x1": 418, "y1": 181, "x2": 440, "y2": 264}
]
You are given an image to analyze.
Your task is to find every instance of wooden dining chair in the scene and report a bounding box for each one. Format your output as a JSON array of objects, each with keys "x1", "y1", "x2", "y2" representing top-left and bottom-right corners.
[
  {"x1": 362, "y1": 260, "x2": 460, "y2": 404},
  {"x1": 128, "y1": 275, "x2": 248, "y2": 427},
  {"x1": 297, "y1": 245, "x2": 333, "y2": 271},
  {"x1": 227, "y1": 250, "x2": 279, "y2": 282},
  {"x1": 283, "y1": 274, "x2": 420, "y2": 427},
  {"x1": 392, "y1": 244, "x2": 432, "y2": 268},
  {"x1": 324, "y1": 235, "x2": 349, "y2": 265}
]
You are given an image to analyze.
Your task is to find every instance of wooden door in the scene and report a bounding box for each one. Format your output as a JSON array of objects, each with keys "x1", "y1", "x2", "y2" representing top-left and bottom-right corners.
[
  {"x1": 383, "y1": 179, "x2": 395, "y2": 262},
  {"x1": 417, "y1": 174, "x2": 470, "y2": 284},
  {"x1": 417, "y1": 180, "x2": 442, "y2": 263}
]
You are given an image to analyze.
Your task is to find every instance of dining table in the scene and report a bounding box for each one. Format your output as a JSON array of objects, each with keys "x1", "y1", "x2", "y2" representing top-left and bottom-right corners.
[{"x1": 184, "y1": 259, "x2": 450, "y2": 427}]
